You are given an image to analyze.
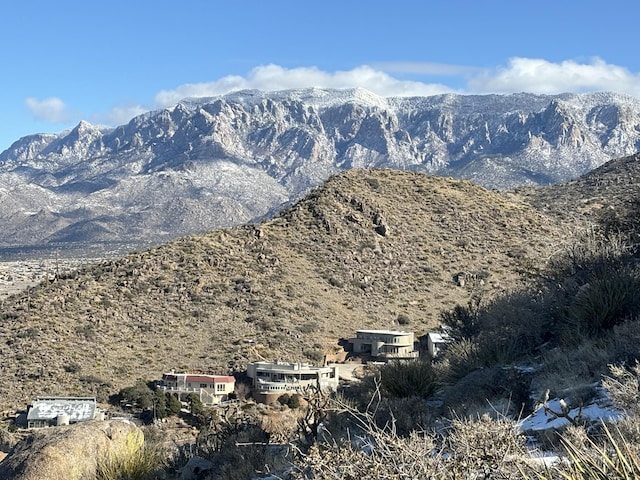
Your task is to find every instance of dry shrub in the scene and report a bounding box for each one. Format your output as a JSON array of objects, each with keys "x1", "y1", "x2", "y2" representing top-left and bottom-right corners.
[
  {"x1": 532, "y1": 341, "x2": 613, "y2": 398},
  {"x1": 289, "y1": 418, "x2": 445, "y2": 479},
  {"x1": 443, "y1": 366, "x2": 533, "y2": 419},
  {"x1": 446, "y1": 413, "x2": 529, "y2": 479},
  {"x1": 602, "y1": 363, "x2": 640, "y2": 414},
  {"x1": 288, "y1": 396, "x2": 531, "y2": 479}
]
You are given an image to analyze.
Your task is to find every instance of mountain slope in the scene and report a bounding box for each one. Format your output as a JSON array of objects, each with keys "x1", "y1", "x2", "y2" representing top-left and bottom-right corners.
[
  {"x1": 0, "y1": 169, "x2": 568, "y2": 411},
  {"x1": 513, "y1": 152, "x2": 640, "y2": 228},
  {"x1": 1, "y1": 89, "x2": 639, "y2": 248}
]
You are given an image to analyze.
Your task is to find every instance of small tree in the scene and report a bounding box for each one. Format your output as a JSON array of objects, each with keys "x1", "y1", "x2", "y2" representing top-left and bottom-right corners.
[
  {"x1": 154, "y1": 389, "x2": 167, "y2": 419},
  {"x1": 187, "y1": 393, "x2": 204, "y2": 416},
  {"x1": 166, "y1": 393, "x2": 182, "y2": 416},
  {"x1": 114, "y1": 381, "x2": 154, "y2": 411}
]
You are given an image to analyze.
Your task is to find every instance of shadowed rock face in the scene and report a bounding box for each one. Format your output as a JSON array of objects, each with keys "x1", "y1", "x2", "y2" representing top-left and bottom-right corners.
[
  {"x1": 0, "y1": 420, "x2": 143, "y2": 480},
  {"x1": 1, "y1": 88, "x2": 640, "y2": 248}
]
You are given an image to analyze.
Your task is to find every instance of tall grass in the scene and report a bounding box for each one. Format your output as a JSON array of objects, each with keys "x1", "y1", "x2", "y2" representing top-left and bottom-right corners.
[{"x1": 96, "y1": 438, "x2": 166, "y2": 480}]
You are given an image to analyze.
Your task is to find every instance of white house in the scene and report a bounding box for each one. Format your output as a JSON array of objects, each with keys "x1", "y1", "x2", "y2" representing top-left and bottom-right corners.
[
  {"x1": 27, "y1": 397, "x2": 101, "y2": 429},
  {"x1": 246, "y1": 361, "x2": 339, "y2": 402},
  {"x1": 160, "y1": 372, "x2": 235, "y2": 405},
  {"x1": 348, "y1": 329, "x2": 419, "y2": 360},
  {"x1": 427, "y1": 331, "x2": 452, "y2": 358}
]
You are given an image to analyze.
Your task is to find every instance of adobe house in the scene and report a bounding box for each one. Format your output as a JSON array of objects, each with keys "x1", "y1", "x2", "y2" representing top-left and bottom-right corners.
[
  {"x1": 246, "y1": 361, "x2": 339, "y2": 404},
  {"x1": 160, "y1": 372, "x2": 235, "y2": 405},
  {"x1": 26, "y1": 397, "x2": 101, "y2": 429},
  {"x1": 348, "y1": 329, "x2": 419, "y2": 360}
]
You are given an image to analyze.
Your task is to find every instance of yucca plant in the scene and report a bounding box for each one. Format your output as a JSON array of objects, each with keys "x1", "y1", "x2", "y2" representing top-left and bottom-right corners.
[
  {"x1": 379, "y1": 359, "x2": 438, "y2": 399},
  {"x1": 523, "y1": 423, "x2": 640, "y2": 480}
]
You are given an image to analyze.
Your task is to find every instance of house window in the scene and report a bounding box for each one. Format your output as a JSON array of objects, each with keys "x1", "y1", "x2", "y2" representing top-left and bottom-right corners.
[
  {"x1": 199, "y1": 383, "x2": 208, "y2": 389},
  {"x1": 216, "y1": 384, "x2": 226, "y2": 392}
]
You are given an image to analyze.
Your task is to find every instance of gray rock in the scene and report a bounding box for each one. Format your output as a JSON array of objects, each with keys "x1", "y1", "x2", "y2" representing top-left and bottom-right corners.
[
  {"x1": 179, "y1": 456, "x2": 215, "y2": 480},
  {"x1": 0, "y1": 419, "x2": 144, "y2": 480}
]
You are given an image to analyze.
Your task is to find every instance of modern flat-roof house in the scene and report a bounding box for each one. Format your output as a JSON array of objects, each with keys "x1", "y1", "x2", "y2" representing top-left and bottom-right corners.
[
  {"x1": 348, "y1": 329, "x2": 419, "y2": 360},
  {"x1": 427, "y1": 331, "x2": 452, "y2": 358},
  {"x1": 160, "y1": 372, "x2": 235, "y2": 405},
  {"x1": 247, "y1": 361, "x2": 339, "y2": 403},
  {"x1": 27, "y1": 397, "x2": 100, "y2": 429}
]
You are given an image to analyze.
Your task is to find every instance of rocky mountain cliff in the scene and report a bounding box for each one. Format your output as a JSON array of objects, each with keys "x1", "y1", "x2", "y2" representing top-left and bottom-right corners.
[{"x1": 1, "y1": 89, "x2": 639, "y2": 248}]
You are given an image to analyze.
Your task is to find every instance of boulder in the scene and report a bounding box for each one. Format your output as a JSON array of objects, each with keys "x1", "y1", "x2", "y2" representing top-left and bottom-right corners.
[{"x1": 0, "y1": 419, "x2": 144, "y2": 480}]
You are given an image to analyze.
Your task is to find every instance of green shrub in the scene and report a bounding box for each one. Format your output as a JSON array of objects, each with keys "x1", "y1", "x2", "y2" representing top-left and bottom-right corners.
[
  {"x1": 187, "y1": 393, "x2": 204, "y2": 416},
  {"x1": 564, "y1": 267, "x2": 640, "y2": 336},
  {"x1": 166, "y1": 393, "x2": 182, "y2": 416},
  {"x1": 278, "y1": 393, "x2": 291, "y2": 406},
  {"x1": 112, "y1": 381, "x2": 154, "y2": 411},
  {"x1": 379, "y1": 359, "x2": 438, "y2": 399},
  {"x1": 440, "y1": 298, "x2": 482, "y2": 340}
]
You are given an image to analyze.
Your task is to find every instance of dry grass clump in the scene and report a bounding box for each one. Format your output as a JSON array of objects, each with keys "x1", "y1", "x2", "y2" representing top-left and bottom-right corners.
[{"x1": 96, "y1": 440, "x2": 167, "y2": 480}]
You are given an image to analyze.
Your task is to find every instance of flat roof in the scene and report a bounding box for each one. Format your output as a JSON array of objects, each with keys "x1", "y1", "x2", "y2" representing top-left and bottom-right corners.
[
  {"x1": 185, "y1": 375, "x2": 235, "y2": 383},
  {"x1": 249, "y1": 361, "x2": 337, "y2": 372},
  {"x1": 428, "y1": 332, "x2": 451, "y2": 343},
  {"x1": 163, "y1": 373, "x2": 235, "y2": 383},
  {"x1": 356, "y1": 329, "x2": 411, "y2": 335},
  {"x1": 27, "y1": 397, "x2": 96, "y2": 422}
]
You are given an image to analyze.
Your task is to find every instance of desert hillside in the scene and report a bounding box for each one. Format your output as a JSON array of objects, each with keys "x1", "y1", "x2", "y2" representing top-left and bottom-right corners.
[{"x1": 0, "y1": 169, "x2": 575, "y2": 411}]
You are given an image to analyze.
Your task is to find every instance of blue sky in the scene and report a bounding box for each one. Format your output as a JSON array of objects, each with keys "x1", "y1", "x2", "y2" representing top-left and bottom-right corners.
[{"x1": 2, "y1": 0, "x2": 640, "y2": 152}]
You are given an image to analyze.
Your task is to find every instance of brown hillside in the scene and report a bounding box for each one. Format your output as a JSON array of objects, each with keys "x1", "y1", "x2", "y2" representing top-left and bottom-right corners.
[
  {"x1": 0, "y1": 169, "x2": 570, "y2": 411},
  {"x1": 512, "y1": 152, "x2": 640, "y2": 226}
]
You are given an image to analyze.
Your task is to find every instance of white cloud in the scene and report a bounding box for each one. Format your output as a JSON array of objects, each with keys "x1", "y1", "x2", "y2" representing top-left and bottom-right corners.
[
  {"x1": 468, "y1": 57, "x2": 640, "y2": 96},
  {"x1": 25, "y1": 97, "x2": 71, "y2": 123},
  {"x1": 153, "y1": 64, "x2": 456, "y2": 107},
  {"x1": 27, "y1": 58, "x2": 640, "y2": 131}
]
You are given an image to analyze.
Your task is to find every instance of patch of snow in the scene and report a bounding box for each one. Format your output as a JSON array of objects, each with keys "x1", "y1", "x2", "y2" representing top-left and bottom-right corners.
[{"x1": 517, "y1": 398, "x2": 623, "y2": 432}]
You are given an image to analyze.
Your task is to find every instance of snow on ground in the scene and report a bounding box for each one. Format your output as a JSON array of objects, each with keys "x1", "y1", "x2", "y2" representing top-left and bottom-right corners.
[{"x1": 518, "y1": 397, "x2": 623, "y2": 432}]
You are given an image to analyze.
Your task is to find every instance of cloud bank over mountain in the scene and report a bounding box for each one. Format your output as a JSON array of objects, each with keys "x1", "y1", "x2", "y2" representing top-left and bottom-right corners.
[{"x1": 22, "y1": 57, "x2": 640, "y2": 135}]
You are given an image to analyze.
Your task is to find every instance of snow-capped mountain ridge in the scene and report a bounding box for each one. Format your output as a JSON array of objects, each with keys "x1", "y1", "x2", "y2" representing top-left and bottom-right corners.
[{"x1": 1, "y1": 88, "x2": 639, "y2": 247}]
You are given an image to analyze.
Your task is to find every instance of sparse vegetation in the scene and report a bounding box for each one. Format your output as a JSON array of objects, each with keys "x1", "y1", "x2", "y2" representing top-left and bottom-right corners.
[
  {"x1": 379, "y1": 359, "x2": 438, "y2": 398},
  {"x1": 96, "y1": 431, "x2": 165, "y2": 480},
  {"x1": 2, "y1": 160, "x2": 640, "y2": 477}
]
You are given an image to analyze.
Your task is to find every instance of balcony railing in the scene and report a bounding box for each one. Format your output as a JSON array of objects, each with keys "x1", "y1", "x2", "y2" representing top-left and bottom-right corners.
[
  {"x1": 379, "y1": 351, "x2": 420, "y2": 359},
  {"x1": 159, "y1": 386, "x2": 227, "y2": 405}
]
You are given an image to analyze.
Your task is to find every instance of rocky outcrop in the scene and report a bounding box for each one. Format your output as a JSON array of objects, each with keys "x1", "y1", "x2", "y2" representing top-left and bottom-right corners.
[
  {"x1": 1, "y1": 89, "x2": 639, "y2": 248},
  {"x1": 0, "y1": 420, "x2": 144, "y2": 480}
]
